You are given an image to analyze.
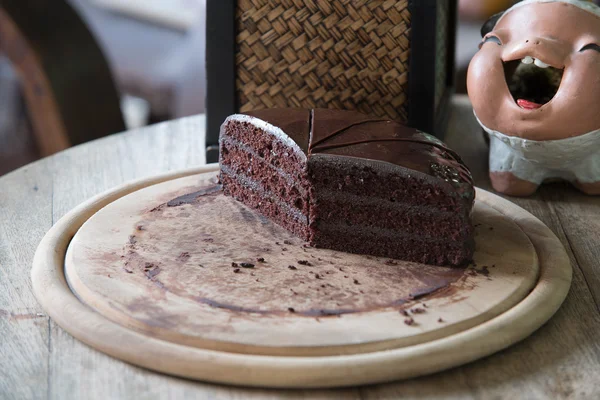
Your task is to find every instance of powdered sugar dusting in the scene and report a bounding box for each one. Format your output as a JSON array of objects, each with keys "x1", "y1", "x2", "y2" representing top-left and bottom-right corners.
[{"x1": 221, "y1": 114, "x2": 307, "y2": 162}]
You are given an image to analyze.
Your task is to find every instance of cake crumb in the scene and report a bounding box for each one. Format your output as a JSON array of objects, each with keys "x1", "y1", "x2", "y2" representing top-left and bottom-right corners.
[
  {"x1": 404, "y1": 318, "x2": 415, "y2": 326},
  {"x1": 283, "y1": 240, "x2": 292, "y2": 245},
  {"x1": 401, "y1": 310, "x2": 410, "y2": 316},
  {"x1": 135, "y1": 225, "x2": 144, "y2": 231},
  {"x1": 256, "y1": 257, "x2": 265, "y2": 263},
  {"x1": 411, "y1": 307, "x2": 426, "y2": 314},
  {"x1": 233, "y1": 268, "x2": 241, "y2": 273},
  {"x1": 353, "y1": 279, "x2": 360, "y2": 285},
  {"x1": 288, "y1": 265, "x2": 297, "y2": 270},
  {"x1": 122, "y1": 267, "x2": 133, "y2": 274},
  {"x1": 143, "y1": 262, "x2": 156, "y2": 271},
  {"x1": 422, "y1": 303, "x2": 428, "y2": 308},
  {"x1": 438, "y1": 317, "x2": 444, "y2": 323},
  {"x1": 231, "y1": 262, "x2": 239, "y2": 268},
  {"x1": 145, "y1": 267, "x2": 161, "y2": 279},
  {"x1": 344, "y1": 275, "x2": 348, "y2": 278},
  {"x1": 240, "y1": 262, "x2": 255, "y2": 269},
  {"x1": 315, "y1": 274, "x2": 322, "y2": 279},
  {"x1": 128, "y1": 235, "x2": 137, "y2": 245},
  {"x1": 471, "y1": 266, "x2": 490, "y2": 276},
  {"x1": 298, "y1": 260, "x2": 312, "y2": 266},
  {"x1": 385, "y1": 260, "x2": 398, "y2": 266},
  {"x1": 288, "y1": 307, "x2": 295, "y2": 313}
]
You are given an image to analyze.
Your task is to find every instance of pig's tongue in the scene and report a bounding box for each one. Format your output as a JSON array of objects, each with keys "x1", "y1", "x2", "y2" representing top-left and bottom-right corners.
[{"x1": 517, "y1": 99, "x2": 543, "y2": 110}]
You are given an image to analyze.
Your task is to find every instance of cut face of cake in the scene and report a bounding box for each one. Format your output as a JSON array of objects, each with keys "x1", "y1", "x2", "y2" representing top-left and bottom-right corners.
[{"x1": 219, "y1": 108, "x2": 475, "y2": 266}]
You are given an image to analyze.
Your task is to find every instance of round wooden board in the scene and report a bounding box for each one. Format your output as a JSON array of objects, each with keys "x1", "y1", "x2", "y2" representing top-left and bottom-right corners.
[
  {"x1": 32, "y1": 165, "x2": 572, "y2": 388},
  {"x1": 65, "y1": 171, "x2": 538, "y2": 356}
]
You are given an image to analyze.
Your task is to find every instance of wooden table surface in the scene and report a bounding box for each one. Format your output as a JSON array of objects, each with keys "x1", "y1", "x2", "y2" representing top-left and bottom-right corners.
[{"x1": 1, "y1": 96, "x2": 599, "y2": 399}]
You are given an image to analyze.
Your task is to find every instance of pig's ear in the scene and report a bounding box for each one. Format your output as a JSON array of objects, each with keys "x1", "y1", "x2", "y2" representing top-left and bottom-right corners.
[{"x1": 481, "y1": 12, "x2": 505, "y2": 37}]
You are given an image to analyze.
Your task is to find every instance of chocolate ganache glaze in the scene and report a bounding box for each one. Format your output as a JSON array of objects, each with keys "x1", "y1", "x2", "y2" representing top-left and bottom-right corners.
[
  {"x1": 244, "y1": 108, "x2": 474, "y2": 197},
  {"x1": 220, "y1": 108, "x2": 475, "y2": 265}
]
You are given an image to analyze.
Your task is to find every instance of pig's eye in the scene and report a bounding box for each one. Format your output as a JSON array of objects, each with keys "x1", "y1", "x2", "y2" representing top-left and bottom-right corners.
[
  {"x1": 479, "y1": 36, "x2": 502, "y2": 49},
  {"x1": 580, "y1": 43, "x2": 600, "y2": 53}
]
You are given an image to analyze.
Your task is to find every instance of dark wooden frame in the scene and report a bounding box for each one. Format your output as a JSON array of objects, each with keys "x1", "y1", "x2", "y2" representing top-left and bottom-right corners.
[
  {"x1": 205, "y1": 0, "x2": 457, "y2": 163},
  {"x1": 0, "y1": 0, "x2": 124, "y2": 157},
  {"x1": 205, "y1": 0, "x2": 236, "y2": 163},
  {"x1": 407, "y1": 0, "x2": 457, "y2": 136}
]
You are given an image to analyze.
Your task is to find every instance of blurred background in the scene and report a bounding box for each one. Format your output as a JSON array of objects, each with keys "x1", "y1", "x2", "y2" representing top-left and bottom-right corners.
[{"x1": 0, "y1": 0, "x2": 594, "y2": 176}]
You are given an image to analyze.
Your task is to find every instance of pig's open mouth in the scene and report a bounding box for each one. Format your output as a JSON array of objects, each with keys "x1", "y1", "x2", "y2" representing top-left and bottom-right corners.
[{"x1": 503, "y1": 58, "x2": 564, "y2": 110}]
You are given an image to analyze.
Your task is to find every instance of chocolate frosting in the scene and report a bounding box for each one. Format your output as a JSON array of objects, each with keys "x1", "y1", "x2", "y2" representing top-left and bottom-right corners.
[
  {"x1": 245, "y1": 109, "x2": 311, "y2": 153},
  {"x1": 245, "y1": 108, "x2": 474, "y2": 195}
]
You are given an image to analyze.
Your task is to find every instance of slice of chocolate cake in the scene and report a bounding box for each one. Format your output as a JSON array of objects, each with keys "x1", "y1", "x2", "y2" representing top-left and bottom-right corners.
[{"x1": 219, "y1": 108, "x2": 475, "y2": 266}]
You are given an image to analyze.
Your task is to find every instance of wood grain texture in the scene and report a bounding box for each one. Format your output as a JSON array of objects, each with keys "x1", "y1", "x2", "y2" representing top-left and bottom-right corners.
[{"x1": 1, "y1": 99, "x2": 600, "y2": 398}]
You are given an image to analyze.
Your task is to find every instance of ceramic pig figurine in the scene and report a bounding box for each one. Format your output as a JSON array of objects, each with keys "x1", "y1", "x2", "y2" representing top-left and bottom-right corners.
[{"x1": 467, "y1": 0, "x2": 600, "y2": 196}]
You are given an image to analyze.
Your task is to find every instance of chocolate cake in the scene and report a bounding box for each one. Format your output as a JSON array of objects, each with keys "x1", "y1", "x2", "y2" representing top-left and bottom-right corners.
[{"x1": 219, "y1": 108, "x2": 474, "y2": 266}]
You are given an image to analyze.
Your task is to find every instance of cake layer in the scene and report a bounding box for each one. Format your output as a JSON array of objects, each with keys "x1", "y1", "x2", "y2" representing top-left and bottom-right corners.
[
  {"x1": 221, "y1": 138, "x2": 310, "y2": 214},
  {"x1": 312, "y1": 192, "x2": 472, "y2": 241},
  {"x1": 308, "y1": 155, "x2": 473, "y2": 212},
  {"x1": 312, "y1": 225, "x2": 474, "y2": 266},
  {"x1": 220, "y1": 168, "x2": 310, "y2": 240},
  {"x1": 222, "y1": 119, "x2": 306, "y2": 179}
]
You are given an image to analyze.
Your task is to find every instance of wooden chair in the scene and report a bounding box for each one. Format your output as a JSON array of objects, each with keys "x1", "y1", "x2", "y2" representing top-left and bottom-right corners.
[{"x1": 0, "y1": 0, "x2": 125, "y2": 158}]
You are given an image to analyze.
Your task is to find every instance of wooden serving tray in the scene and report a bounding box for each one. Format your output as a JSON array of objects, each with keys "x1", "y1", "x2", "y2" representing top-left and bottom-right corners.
[{"x1": 32, "y1": 165, "x2": 572, "y2": 388}]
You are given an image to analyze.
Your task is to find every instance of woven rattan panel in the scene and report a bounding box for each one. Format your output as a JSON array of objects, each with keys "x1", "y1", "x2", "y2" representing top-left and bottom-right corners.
[{"x1": 235, "y1": 0, "x2": 411, "y2": 121}]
